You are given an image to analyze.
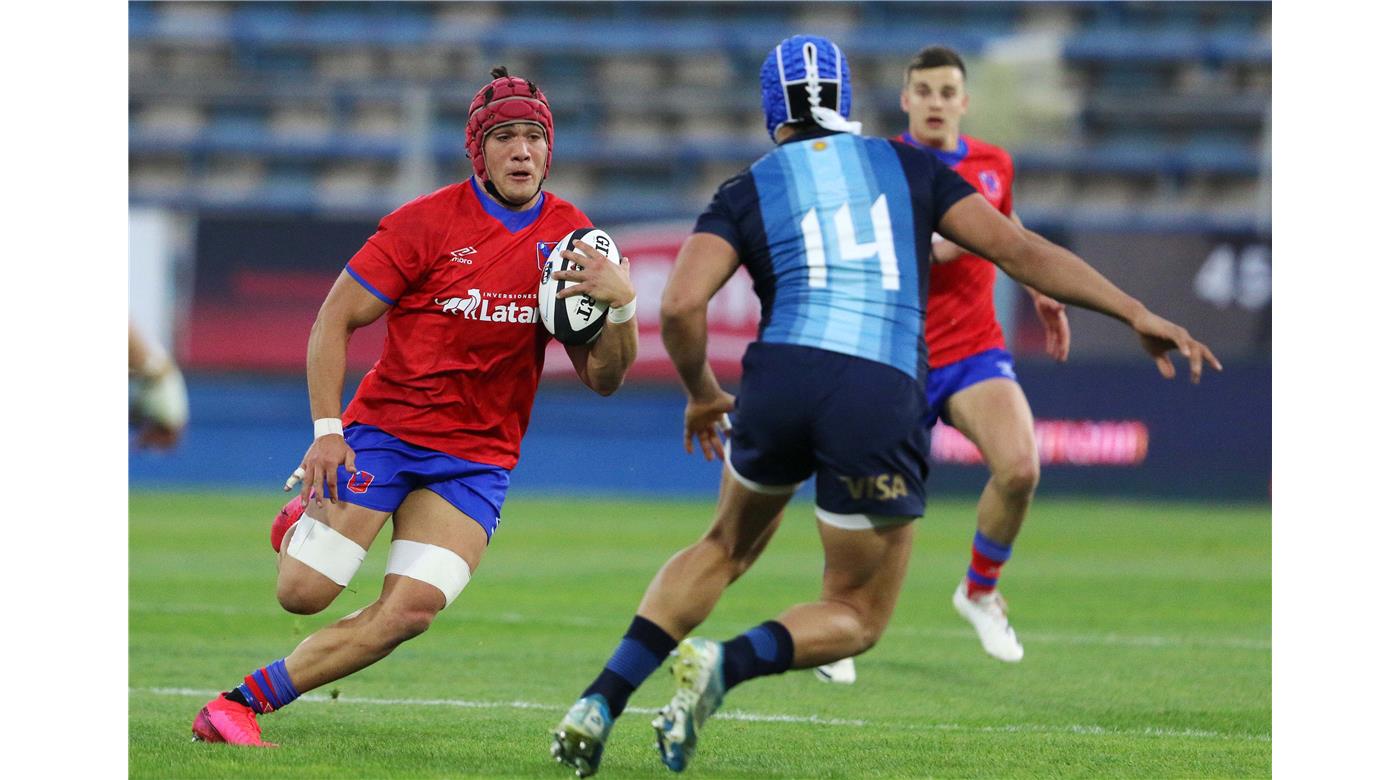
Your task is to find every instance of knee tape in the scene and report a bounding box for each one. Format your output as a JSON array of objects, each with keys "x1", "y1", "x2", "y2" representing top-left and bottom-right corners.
[
  {"x1": 285, "y1": 516, "x2": 367, "y2": 587},
  {"x1": 386, "y1": 540, "x2": 472, "y2": 606}
]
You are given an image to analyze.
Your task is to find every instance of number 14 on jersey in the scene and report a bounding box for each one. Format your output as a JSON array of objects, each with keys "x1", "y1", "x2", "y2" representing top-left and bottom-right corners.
[{"x1": 800, "y1": 195, "x2": 900, "y2": 291}]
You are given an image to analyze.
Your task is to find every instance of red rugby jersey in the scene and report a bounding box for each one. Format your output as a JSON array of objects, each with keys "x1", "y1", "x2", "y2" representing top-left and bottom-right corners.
[
  {"x1": 897, "y1": 133, "x2": 1015, "y2": 368},
  {"x1": 342, "y1": 178, "x2": 589, "y2": 469}
]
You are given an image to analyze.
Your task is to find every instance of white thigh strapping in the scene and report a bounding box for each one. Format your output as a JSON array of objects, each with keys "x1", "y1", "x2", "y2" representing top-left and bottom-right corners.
[
  {"x1": 814, "y1": 507, "x2": 919, "y2": 531},
  {"x1": 285, "y1": 517, "x2": 367, "y2": 586},
  {"x1": 385, "y1": 540, "x2": 473, "y2": 606}
]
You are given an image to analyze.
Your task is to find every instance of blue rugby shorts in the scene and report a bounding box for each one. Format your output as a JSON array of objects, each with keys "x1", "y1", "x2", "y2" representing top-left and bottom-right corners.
[
  {"x1": 725, "y1": 343, "x2": 929, "y2": 521},
  {"x1": 924, "y1": 347, "x2": 1018, "y2": 429},
  {"x1": 332, "y1": 424, "x2": 510, "y2": 540}
]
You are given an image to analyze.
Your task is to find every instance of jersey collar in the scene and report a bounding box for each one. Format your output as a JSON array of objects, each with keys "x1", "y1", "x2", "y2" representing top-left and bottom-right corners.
[
  {"x1": 470, "y1": 177, "x2": 547, "y2": 233},
  {"x1": 900, "y1": 131, "x2": 968, "y2": 167},
  {"x1": 778, "y1": 126, "x2": 843, "y2": 146}
]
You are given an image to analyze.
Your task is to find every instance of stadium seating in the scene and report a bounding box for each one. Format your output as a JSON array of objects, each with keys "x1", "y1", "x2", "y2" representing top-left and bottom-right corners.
[{"x1": 129, "y1": 1, "x2": 1271, "y2": 232}]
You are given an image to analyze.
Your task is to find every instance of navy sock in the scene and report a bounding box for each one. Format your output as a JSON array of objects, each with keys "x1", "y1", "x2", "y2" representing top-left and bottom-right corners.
[
  {"x1": 582, "y1": 615, "x2": 678, "y2": 719},
  {"x1": 720, "y1": 620, "x2": 794, "y2": 690}
]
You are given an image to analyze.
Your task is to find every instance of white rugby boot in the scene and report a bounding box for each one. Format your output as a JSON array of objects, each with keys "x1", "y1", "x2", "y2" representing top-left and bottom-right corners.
[
  {"x1": 952, "y1": 581, "x2": 1025, "y2": 663},
  {"x1": 652, "y1": 637, "x2": 726, "y2": 773},
  {"x1": 550, "y1": 694, "x2": 614, "y2": 778},
  {"x1": 813, "y1": 657, "x2": 857, "y2": 684}
]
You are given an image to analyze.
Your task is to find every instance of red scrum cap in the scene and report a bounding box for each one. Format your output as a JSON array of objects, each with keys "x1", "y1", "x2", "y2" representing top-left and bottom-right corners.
[{"x1": 465, "y1": 66, "x2": 554, "y2": 182}]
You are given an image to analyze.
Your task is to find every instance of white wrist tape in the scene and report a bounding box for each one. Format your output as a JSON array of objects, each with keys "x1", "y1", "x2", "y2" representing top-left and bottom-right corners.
[
  {"x1": 386, "y1": 540, "x2": 473, "y2": 607},
  {"x1": 285, "y1": 516, "x2": 367, "y2": 587},
  {"x1": 314, "y1": 418, "x2": 344, "y2": 438},
  {"x1": 606, "y1": 297, "x2": 637, "y2": 324}
]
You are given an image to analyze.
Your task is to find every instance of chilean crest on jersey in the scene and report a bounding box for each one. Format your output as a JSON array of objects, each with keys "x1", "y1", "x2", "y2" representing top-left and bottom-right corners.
[
  {"x1": 978, "y1": 170, "x2": 1001, "y2": 199},
  {"x1": 536, "y1": 241, "x2": 558, "y2": 271}
]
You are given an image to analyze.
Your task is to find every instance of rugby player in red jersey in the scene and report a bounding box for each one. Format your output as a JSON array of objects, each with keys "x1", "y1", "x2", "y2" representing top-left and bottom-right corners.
[
  {"x1": 190, "y1": 67, "x2": 639, "y2": 747},
  {"x1": 817, "y1": 47, "x2": 1067, "y2": 683}
]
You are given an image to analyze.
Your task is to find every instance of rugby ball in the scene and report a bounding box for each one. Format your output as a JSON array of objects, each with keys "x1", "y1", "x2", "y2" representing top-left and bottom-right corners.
[{"x1": 538, "y1": 227, "x2": 622, "y2": 345}]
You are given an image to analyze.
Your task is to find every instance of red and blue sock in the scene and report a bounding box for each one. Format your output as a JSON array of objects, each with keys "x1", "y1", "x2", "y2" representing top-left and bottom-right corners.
[
  {"x1": 966, "y1": 530, "x2": 1012, "y2": 598},
  {"x1": 720, "y1": 620, "x2": 794, "y2": 690},
  {"x1": 582, "y1": 615, "x2": 678, "y2": 719},
  {"x1": 227, "y1": 658, "x2": 301, "y2": 714}
]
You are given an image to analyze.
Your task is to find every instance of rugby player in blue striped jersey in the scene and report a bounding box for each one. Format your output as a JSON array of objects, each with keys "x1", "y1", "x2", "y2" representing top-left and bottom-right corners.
[{"x1": 551, "y1": 35, "x2": 1219, "y2": 777}]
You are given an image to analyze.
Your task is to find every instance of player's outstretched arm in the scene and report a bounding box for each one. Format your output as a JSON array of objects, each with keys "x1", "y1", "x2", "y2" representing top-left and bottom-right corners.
[
  {"x1": 938, "y1": 196, "x2": 1221, "y2": 382},
  {"x1": 934, "y1": 209, "x2": 1071, "y2": 361},
  {"x1": 660, "y1": 232, "x2": 742, "y2": 460},
  {"x1": 555, "y1": 240, "x2": 639, "y2": 396},
  {"x1": 297, "y1": 271, "x2": 390, "y2": 506}
]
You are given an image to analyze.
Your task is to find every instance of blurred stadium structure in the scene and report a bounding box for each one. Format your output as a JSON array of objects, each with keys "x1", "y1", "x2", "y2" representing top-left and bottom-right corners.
[{"x1": 128, "y1": 1, "x2": 1271, "y2": 500}]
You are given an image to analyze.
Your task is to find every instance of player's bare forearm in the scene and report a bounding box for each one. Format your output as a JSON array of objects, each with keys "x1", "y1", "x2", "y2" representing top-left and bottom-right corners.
[
  {"x1": 299, "y1": 272, "x2": 389, "y2": 503},
  {"x1": 660, "y1": 306, "x2": 724, "y2": 402},
  {"x1": 1012, "y1": 232, "x2": 1145, "y2": 325},
  {"x1": 305, "y1": 318, "x2": 351, "y2": 420},
  {"x1": 307, "y1": 271, "x2": 391, "y2": 419},
  {"x1": 661, "y1": 304, "x2": 734, "y2": 459},
  {"x1": 939, "y1": 196, "x2": 1145, "y2": 325},
  {"x1": 660, "y1": 232, "x2": 741, "y2": 401},
  {"x1": 573, "y1": 317, "x2": 638, "y2": 396}
]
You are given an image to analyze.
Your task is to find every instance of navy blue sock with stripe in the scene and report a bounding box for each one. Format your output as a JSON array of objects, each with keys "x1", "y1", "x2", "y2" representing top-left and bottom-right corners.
[
  {"x1": 720, "y1": 620, "x2": 794, "y2": 690},
  {"x1": 582, "y1": 615, "x2": 678, "y2": 719},
  {"x1": 228, "y1": 658, "x2": 301, "y2": 714}
]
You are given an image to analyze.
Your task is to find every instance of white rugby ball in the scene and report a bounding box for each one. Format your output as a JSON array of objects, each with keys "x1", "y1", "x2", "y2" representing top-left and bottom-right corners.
[{"x1": 538, "y1": 227, "x2": 622, "y2": 345}]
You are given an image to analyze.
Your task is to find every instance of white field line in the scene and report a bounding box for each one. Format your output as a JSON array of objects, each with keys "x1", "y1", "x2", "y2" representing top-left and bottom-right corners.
[
  {"x1": 141, "y1": 687, "x2": 1269, "y2": 743},
  {"x1": 130, "y1": 602, "x2": 1270, "y2": 651}
]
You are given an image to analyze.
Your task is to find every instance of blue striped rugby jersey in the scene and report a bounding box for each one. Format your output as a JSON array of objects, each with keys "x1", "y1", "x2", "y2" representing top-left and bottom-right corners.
[{"x1": 695, "y1": 128, "x2": 976, "y2": 380}]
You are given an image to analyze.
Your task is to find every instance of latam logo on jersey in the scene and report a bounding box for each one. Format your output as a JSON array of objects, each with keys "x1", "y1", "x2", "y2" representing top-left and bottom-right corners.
[{"x1": 435, "y1": 289, "x2": 539, "y2": 324}]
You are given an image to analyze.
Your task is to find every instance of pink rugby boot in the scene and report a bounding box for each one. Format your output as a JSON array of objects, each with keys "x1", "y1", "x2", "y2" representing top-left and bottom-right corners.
[
  {"x1": 192, "y1": 695, "x2": 277, "y2": 747},
  {"x1": 271, "y1": 495, "x2": 306, "y2": 552}
]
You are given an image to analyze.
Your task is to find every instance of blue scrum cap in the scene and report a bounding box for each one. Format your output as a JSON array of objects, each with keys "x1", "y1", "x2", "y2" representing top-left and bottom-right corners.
[{"x1": 759, "y1": 35, "x2": 860, "y2": 140}]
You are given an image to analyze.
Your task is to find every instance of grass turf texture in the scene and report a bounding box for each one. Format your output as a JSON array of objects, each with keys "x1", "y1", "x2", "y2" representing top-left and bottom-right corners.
[{"x1": 130, "y1": 491, "x2": 1270, "y2": 778}]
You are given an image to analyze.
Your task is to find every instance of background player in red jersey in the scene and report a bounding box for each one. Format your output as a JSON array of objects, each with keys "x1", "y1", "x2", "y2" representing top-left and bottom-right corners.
[
  {"x1": 190, "y1": 67, "x2": 639, "y2": 747},
  {"x1": 817, "y1": 47, "x2": 1066, "y2": 683},
  {"x1": 905, "y1": 46, "x2": 1063, "y2": 662}
]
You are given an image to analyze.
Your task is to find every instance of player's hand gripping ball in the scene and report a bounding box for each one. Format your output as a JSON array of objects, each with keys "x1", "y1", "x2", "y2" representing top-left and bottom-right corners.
[{"x1": 538, "y1": 227, "x2": 622, "y2": 345}]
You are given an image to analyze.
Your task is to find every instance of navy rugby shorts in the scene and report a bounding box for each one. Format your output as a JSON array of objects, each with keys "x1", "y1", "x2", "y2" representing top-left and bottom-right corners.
[
  {"x1": 923, "y1": 347, "x2": 1018, "y2": 429},
  {"x1": 726, "y1": 342, "x2": 930, "y2": 521},
  {"x1": 333, "y1": 424, "x2": 510, "y2": 540}
]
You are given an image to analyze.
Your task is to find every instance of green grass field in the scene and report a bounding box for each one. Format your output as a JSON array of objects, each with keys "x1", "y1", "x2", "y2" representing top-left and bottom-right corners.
[{"x1": 130, "y1": 491, "x2": 1270, "y2": 778}]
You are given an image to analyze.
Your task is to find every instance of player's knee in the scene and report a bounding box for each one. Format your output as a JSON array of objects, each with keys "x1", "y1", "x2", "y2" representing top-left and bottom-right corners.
[
  {"x1": 994, "y1": 452, "x2": 1040, "y2": 498},
  {"x1": 280, "y1": 515, "x2": 368, "y2": 613},
  {"x1": 373, "y1": 602, "x2": 439, "y2": 646},
  {"x1": 276, "y1": 577, "x2": 340, "y2": 615}
]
